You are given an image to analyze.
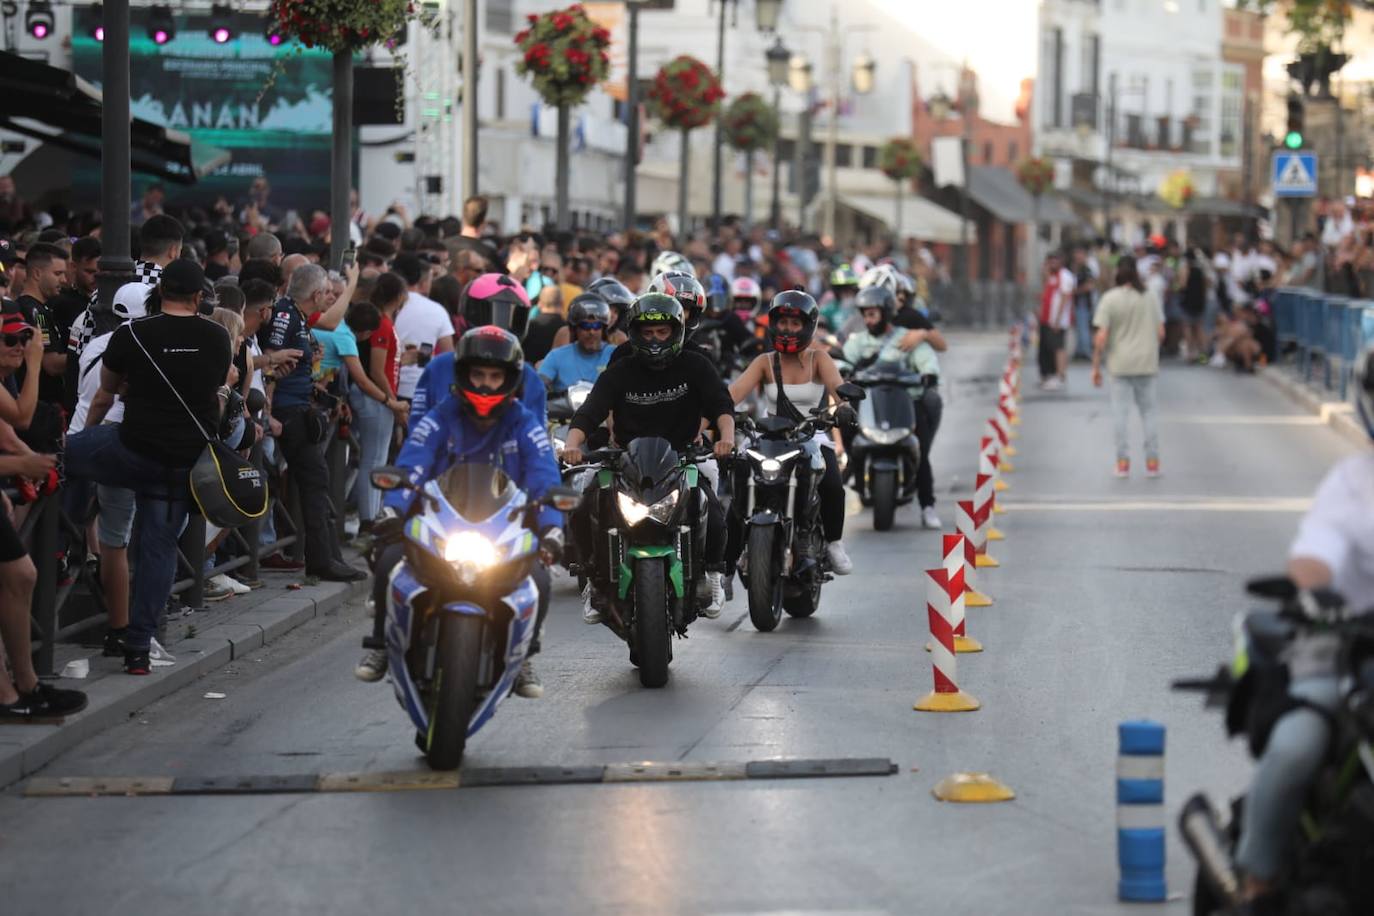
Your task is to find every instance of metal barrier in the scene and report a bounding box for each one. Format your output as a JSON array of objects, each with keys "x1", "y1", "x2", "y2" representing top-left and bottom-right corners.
[{"x1": 1274, "y1": 287, "x2": 1374, "y2": 406}]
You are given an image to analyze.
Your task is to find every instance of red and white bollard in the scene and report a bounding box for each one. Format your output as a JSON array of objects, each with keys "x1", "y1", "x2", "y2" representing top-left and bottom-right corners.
[
  {"x1": 981, "y1": 432, "x2": 1010, "y2": 495},
  {"x1": 958, "y1": 497, "x2": 999, "y2": 570},
  {"x1": 914, "y1": 566, "x2": 981, "y2": 713},
  {"x1": 948, "y1": 530, "x2": 991, "y2": 609},
  {"x1": 975, "y1": 466, "x2": 1006, "y2": 544},
  {"x1": 987, "y1": 416, "x2": 1014, "y2": 470},
  {"x1": 927, "y1": 535, "x2": 983, "y2": 653}
]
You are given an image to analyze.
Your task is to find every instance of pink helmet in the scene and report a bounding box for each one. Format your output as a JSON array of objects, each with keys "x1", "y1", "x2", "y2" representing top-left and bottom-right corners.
[
  {"x1": 730, "y1": 276, "x2": 761, "y2": 307},
  {"x1": 462, "y1": 272, "x2": 532, "y2": 339}
]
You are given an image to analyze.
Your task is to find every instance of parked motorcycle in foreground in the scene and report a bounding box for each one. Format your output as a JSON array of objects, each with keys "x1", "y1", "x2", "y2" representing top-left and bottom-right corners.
[
  {"x1": 1173, "y1": 577, "x2": 1374, "y2": 915},
  {"x1": 369, "y1": 464, "x2": 579, "y2": 770}
]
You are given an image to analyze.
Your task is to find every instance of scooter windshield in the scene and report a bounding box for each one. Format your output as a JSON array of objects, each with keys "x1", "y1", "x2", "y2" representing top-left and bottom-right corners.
[{"x1": 435, "y1": 463, "x2": 517, "y2": 523}]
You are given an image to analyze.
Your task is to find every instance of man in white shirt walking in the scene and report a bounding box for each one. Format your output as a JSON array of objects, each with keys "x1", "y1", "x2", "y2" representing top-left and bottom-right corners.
[
  {"x1": 1038, "y1": 252, "x2": 1075, "y2": 390},
  {"x1": 391, "y1": 252, "x2": 454, "y2": 401}
]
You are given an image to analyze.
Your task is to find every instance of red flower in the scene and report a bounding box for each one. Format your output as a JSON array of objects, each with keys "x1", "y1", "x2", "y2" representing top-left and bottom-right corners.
[
  {"x1": 527, "y1": 13, "x2": 538, "y2": 23},
  {"x1": 592, "y1": 27, "x2": 610, "y2": 44},
  {"x1": 679, "y1": 68, "x2": 699, "y2": 88},
  {"x1": 552, "y1": 12, "x2": 572, "y2": 31},
  {"x1": 514, "y1": 28, "x2": 529, "y2": 44}
]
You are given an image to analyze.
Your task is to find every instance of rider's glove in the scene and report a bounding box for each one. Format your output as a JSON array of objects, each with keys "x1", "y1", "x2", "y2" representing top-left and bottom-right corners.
[{"x1": 834, "y1": 403, "x2": 859, "y2": 430}]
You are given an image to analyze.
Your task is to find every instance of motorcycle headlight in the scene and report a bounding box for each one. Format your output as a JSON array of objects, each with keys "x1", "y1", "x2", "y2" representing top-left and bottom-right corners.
[
  {"x1": 617, "y1": 489, "x2": 680, "y2": 526},
  {"x1": 746, "y1": 448, "x2": 800, "y2": 482},
  {"x1": 861, "y1": 426, "x2": 910, "y2": 446},
  {"x1": 443, "y1": 531, "x2": 499, "y2": 567}
]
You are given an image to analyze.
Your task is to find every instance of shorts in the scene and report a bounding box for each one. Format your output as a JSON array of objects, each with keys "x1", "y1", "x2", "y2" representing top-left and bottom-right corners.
[
  {"x1": 96, "y1": 485, "x2": 137, "y2": 549},
  {"x1": 0, "y1": 505, "x2": 25, "y2": 563}
]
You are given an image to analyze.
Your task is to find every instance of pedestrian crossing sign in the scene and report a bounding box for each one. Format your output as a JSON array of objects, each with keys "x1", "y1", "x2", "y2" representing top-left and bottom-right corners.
[{"x1": 1272, "y1": 152, "x2": 1317, "y2": 198}]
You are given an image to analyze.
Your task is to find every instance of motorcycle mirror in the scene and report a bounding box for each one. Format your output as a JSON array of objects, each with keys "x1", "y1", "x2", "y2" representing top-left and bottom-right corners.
[
  {"x1": 1245, "y1": 576, "x2": 1297, "y2": 601},
  {"x1": 836, "y1": 382, "x2": 866, "y2": 402},
  {"x1": 370, "y1": 466, "x2": 409, "y2": 491},
  {"x1": 543, "y1": 486, "x2": 583, "y2": 512}
]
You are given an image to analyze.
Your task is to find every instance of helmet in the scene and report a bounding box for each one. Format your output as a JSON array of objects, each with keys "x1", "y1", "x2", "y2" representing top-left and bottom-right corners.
[
  {"x1": 704, "y1": 274, "x2": 730, "y2": 318},
  {"x1": 648, "y1": 271, "x2": 706, "y2": 334},
  {"x1": 567, "y1": 293, "x2": 612, "y2": 329},
  {"x1": 767, "y1": 290, "x2": 820, "y2": 354},
  {"x1": 625, "y1": 293, "x2": 686, "y2": 370},
  {"x1": 854, "y1": 285, "x2": 896, "y2": 332},
  {"x1": 859, "y1": 263, "x2": 914, "y2": 301},
  {"x1": 586, "y1": 276, "x2": 635, "y2": 330},
  {"x1": 829, "y1": 264, "x2": 860, "y2": 291},
  {"x1": 731, "y1": 276, "x2": 762, "y2": 311},
  {"x1": 451, "y1": 326, "x2": 526, "y2": 420},
  {"x1": 1358, "y1": 342, "x2": 1374, "y2": 439},
  {"x1": 651, "y1": 250, "x2": 692, "y2": 277},
  {"x1": 462, "y1": 272, "x2": 532, "y2": 340}
]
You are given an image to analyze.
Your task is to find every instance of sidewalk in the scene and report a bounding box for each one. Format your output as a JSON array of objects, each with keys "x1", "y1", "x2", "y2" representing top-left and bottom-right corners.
[
  {"x1": 1259, "y1": 362, "x2": 1368, "y2": 448},
  {"x1": 1, "y1": 567, "x2": 368, "y2": 788}
]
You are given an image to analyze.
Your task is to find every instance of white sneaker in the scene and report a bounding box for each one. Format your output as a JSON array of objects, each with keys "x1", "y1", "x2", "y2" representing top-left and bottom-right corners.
[
  {"x1": 920, "y1": 506, "x2": 942, "y2": 529},
  {"x1": 1043, "y1": 377, "x2": 1063, "y2": 391},
  {"x1": 826, "y1": 541, "x2": 853, "y2": 575},
  {"x1": 701, "y1": 572, "x2": 725, "y2": 618},
  {"x1": 208, "y1": 573, "x2": 251, "y2": 596},
  {"x1": 581, "y1": 582, "x2": 602, "y2": 625},
  {"x1": 354, "y1": 648, "x2": 388, "y2": 682},
  {"x1": 513, "y1": 660, "x2": 544, "y2": 699}
]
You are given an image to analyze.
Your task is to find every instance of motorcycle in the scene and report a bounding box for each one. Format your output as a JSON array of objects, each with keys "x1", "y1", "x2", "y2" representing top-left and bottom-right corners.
[
  {"x1": 368, "y1": 463, "x2": 580, "y2": 770},
  {"x1": 1173, "y1": 577, "x2": 1374, "y2": 915},
  {"x1": 572, "y1": 439, "x2": 715, "y2": 688},
  {"x1": 846, "y1": 362, "x2": 925, "y2": 531},
  {"x1": 733, "y1": 386, "x2": 863, "y2": 632}
]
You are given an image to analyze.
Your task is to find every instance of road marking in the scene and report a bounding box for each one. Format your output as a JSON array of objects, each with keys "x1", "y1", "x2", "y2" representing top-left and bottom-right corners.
[
  {"x1": 1159, "y1": 415, "x2": 1325, "y2": 425},
  {"x1": 1008, "y1": 497, "x2": 1310, "y2": 513}
]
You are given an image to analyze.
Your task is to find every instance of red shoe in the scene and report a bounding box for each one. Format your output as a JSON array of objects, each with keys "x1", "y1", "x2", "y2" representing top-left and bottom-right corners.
[
  {"x1": 1146, "y1": 459, "x2": 1161, "y2": 478},
  {"x1": 260, "y1": 553, "x2": 305, "y2": 571},
  {"x1": 1115, "y1": 459, "x2": 1129, "y2": 478}
]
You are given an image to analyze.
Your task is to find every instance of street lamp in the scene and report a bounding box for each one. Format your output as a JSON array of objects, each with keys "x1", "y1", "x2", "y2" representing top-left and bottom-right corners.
[
  {"x1": 851, "y1": 51, "x2": 876, "y2": 96},
  {"x1": 789, "y1": 53, "x2": 814, "y2": 231},
  {"x1": 927, "y1": 62, "x2": 977, "y2": 311},
  {"x1": 767, "y1": 36, "x2": 791, "y2": 231},
  {"x1": 622, "y1": 0, "x2": 654, "y2": 232}
]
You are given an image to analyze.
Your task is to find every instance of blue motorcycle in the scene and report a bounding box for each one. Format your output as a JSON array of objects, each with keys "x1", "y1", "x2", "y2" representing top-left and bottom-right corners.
[{"x1": 370, "y1": 463, "x2": 579, "y2": 770}]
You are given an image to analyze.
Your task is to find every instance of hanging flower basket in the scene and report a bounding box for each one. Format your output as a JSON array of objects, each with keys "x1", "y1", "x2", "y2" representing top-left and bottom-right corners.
[
  {"x1": 267, "y1": 0, "x2": 417, "y2": 53},
  {"x1": 1159, "y1": 169, "x2": 1196, "y2": 209},
  {"x1": 723, "y1": 93, "x2": 777, "y2": 153},
  {"x1": 514, "y1": 4, "x2": 611, "y2": 108},
  {"x1": 649, "y1": 55, "x2": 724, "y2": 131},
  {"x1": 1015, "y1": 156, "x2": 1056, "y2": 197},
  {"x1": 878, "y1": 137, "x2": 921, "y2": 182}
]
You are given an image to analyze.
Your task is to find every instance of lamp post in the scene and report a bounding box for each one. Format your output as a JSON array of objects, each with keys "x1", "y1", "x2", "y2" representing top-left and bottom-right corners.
[
  {"x1": 789, "y1": 53, "x2": 814, "y2": 232},
  {"x1": 766, "y1": 37, "x2": 790, "y2": 231},
  {"x1": 624, "y1": 0, "x2": 646, "y2": 232},
  {"x1": 927, "y1": 62, "x2": 978, "y2": 307},
  {"x1": 97, "y1": 0, "x2": 134, "y2": 310},
  {"x1": 820, "y1": 15, "x2": 877, "y2": 243}
]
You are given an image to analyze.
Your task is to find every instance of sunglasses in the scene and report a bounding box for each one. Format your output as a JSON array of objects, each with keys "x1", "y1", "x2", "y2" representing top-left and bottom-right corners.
[
  {"x1": 2, "y1": 329, "x2": 34, "y2": 347},
  {"x1": 575, "y1": 321, "x2": 607, "y2": 332},
  {"x1": 539, "y1": 266, "x2": 559, "y2": 277}
]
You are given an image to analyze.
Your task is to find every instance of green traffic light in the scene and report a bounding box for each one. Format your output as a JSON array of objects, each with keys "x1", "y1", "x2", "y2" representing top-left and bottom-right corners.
[{"x1": 1284, "y1": 131, "x2": 1303, "y2": 149}]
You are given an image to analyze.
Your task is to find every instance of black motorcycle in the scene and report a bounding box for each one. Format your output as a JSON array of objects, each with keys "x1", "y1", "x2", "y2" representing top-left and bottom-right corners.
[
  {"x1": 575, "y1": 438, "x2": 715, "y2": 688},
  {"x1": 733, "y1": 387, "x2": 862, "y2": 631},
  {"x1": 1174, "y1": 578, "x2": 1374, "y2": 916},
  {"x1": 846, "y1": 362, "x2": 924, "y2": 531}
]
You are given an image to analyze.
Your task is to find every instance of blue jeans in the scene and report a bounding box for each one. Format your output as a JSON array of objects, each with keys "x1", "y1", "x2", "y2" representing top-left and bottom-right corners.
[
  {"x1": 1073, "y1": 300, "x2": 1094, "y2": 358},
  {"x1": 1110, "y1": 374, "x2": 1159, "y2": 463},
  {"x1": 66, "y1": 425, "x2": 191, "y2": 653},
  {"x1": 348, "y1": 388, "x2": 395, "y2": 524}
]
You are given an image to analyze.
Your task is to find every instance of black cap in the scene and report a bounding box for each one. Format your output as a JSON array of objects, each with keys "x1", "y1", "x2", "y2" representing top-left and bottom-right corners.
[
  {"x1": 160, "y1": 258, "x2": 206, "y2": 297},
  {"x1": 204, "y1": 230, "x2": 229, "y2": 257}
]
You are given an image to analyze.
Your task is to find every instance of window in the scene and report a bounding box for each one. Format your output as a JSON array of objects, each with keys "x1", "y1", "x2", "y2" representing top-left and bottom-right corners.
[
  {"x1": 862, "y1": 145, "x2": 878, "y2": 169},
  {"x1": 1008, "y1": 141, "x2": 1018, "y2": 162},
  {"x1": 1219, "y1": 68, "x2": 1242, "y2": 158},
  {"x1": 486, "y1": 0, "x2": 514, "y2": 33},
  {"x1": 983, "y1": 141, "x2": 994, "y2": 163},
  {"x1": 1190, "y1": 66, "x2": 1214, "y2": 155},
  {"x1": 1157, "y1": 116, "x2": 1170, "y2": 149},
  {"x1": 1081, "y1": 33, "x2": 1100, "y2": 103},
  {"x1": 836, "y1": 144, "x2": 852, "y2": 168},
  {"x1": 1042, "y1": 27, "x2": 1064, "y2": 127},
  {"x1": 778, "y1": 138, "x2": 796, "y2": 163},
  {"x1": 495, "y1": 68, "x2": 505, "y2": 120}
]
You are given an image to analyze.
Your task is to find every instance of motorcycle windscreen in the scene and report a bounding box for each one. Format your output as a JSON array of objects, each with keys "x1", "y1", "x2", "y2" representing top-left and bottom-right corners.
[
  {"x1": 859, "y1": 385, "x2": 917, "y2": 432},
  {"x1": 623, "y1": 437, "x2": 681, "y2": 489},
  {"x1": 436, "y1": 463, "x2": 518, "y2": 523}
]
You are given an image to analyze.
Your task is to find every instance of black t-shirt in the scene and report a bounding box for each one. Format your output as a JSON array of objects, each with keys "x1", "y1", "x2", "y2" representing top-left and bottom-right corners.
[
  {"x1": 15, "y1": 294, "x2": 67, "y2": 410},
  {"x1": 205, "y1": 261, "x2": 230, "y2": 282},
  {"x1": 892, "y1": 307, "x2": 935, "y2": 332},
  {"x1": 524, "y1": 312, "x2": 564, "y2": 365},
  {"x1": 102, "y1": 314, "x2": 232, "y2": 467},
  {"x1": 572, "y1": 349, "x2": 733, "y2": 451}
]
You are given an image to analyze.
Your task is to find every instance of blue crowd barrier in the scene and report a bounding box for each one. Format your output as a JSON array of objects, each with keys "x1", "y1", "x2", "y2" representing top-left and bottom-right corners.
[{"x1": 1276, "y1": 287, "x2": 1374, "y2": 403}]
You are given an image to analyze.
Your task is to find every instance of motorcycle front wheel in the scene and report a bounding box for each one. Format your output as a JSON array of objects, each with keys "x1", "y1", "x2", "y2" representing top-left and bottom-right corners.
[
  {"x1": 634, "y1": 558, "x2": 672, "y2": 688},
  {"x1": 424, "y1": 613, "x2": 485, "y2": 771},
  {"x1": 872, "y1": 469, "x2": 897, "y2": 531},
  {"x1": 746, "y1": 525, "x2": 783, "y2": 632}
]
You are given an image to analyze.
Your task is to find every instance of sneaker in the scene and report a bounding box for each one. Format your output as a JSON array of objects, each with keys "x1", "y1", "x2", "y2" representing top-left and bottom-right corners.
[
  {"x1": 1115, "y1": 459, "x2": 1130, "y2": 479},
  {"x1": 700, "y1": 572, "x2": 725, "y2": 618},
  {"x1": 513, "y1": 660, "x2": 544, "y2": 699},
  {"x1": 102, "y1": 627, "x2": 128, "y2": 658},
  {"x1": 354, "y1": 648, "x2": 389, "y2": 682},
  {"x1": 208, "y1": 573, "x2": 251, "y2": 596},
  {"x1": 920, "y1": 506, "x2": 942, "y2": 529},
  {"x1": 1043, "y1": 377, "x2": 1063, "y2": 391},
  {"x1": 581, "y1": 582, "x2": 602, "y2": 625},
  {"x1": 1146, "y1": 459, "x2": 1161, "y2": 478},
  {"x1": 260, "y1": 553, "x2": 305, "y2": 571},
  {"x1": 826, "y1": 541, "x2": 854, "y2": 575},
  {"x1": 0, "y1": 682, "x2": 89, "y2": 723},
  {"x1": 202, "y1": 580, "x2": 234, "y2": 602},
  {"x1": 124, "y1": 649, "x2": 151, "y2": 676}
]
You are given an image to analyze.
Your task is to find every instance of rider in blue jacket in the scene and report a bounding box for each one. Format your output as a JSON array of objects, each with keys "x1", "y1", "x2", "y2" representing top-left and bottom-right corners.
[{"x1": 357, "y1": 327, "x2": 562, "y2": 699}]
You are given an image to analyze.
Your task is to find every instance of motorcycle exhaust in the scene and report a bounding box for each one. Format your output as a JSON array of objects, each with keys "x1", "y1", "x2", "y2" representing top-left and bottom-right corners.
[{"x1": 1178, "y1": 793, "x2": 1241, "y2": 906}]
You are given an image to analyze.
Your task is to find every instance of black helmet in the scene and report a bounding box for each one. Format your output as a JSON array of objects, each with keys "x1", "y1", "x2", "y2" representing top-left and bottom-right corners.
[
  {"x1": 854, "y1": 285, "x2": 895, "y2": 333},
  {"x1": 586, "y1": 276, "x2": 634, "y2": 330},
  {"x1": 451, "y1": 326, "x2": 525, "y2": 420},
  {"x1": 625, "y1": 293, "x2": 686, "y2": 370},
  {"x1": 567, "y1": 293, "x2": 612, "y2": 329},
  {"x1": 767, "y1": 290, "x2": 820, "y2": 354},
  {"x1": 649, "y1": 271, "x2": 707, "y2": 335},
  {"x1": 1358, "y1": 342, "x2": 1374, "y2": 439},
  {"x1": 461, "y1": 272, "x2": 532, "y2": 340}
]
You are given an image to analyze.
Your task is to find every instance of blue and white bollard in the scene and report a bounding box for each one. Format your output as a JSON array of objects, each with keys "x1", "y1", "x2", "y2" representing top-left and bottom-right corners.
[{"x1": 1117, "y1": 720, "x2": 1167, "y2": 902}]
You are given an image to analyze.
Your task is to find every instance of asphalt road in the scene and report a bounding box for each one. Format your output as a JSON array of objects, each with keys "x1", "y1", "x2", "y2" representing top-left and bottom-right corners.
[{"x1": 0, "y1": 337, "x2": 1353, "y2": 916}]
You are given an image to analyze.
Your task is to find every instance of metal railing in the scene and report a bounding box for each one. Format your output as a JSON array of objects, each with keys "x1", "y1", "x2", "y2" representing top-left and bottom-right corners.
[{"x1": 1271, "y1": 287, "x2": 1374, "y2": 402}]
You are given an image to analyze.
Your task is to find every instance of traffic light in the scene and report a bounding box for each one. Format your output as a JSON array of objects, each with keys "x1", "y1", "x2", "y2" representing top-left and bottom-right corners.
[{"x1": 1285, "y1": 94, "x2": 1305, "y2": 150}]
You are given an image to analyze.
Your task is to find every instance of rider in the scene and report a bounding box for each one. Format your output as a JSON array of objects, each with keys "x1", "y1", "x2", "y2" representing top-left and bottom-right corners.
[
  {"x1": 355, "y1": 327, "x2": 563, "y2": 698},
  {"x1": 700, "y1": 273, "x2": 757, "y2": 368},
  {"x1": 537, "y1": 293, "x2": 613, "y2": 389},
  {"x1": 549, "y1": 277, "x2": 632, "y2": 351},
  {"x1": 651, "y1": 249, "x2": 694, "y2": 279},
  {"x1": 843, "y1": 284, "x2": 944, "y2": 528},
  {"x1": 819, "y1": 263, "x2": 861, "y2": 337},
  {"x1": 728, "y1": 291, "x2": 853, "y2": 575},
  {"x1": 561, "y1": 293, "x2": 736, "y2": 621},
  {"x1": 731, "y1": 276, "x2": 765, "y2": 338},
  {"x1": 1230, "y1": 343, "x2": 1374, "y2": 905}
]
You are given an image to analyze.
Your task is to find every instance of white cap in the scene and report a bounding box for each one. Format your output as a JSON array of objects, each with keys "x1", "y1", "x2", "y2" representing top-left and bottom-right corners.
[
  {"x1": 112, "y1": 282, "x2": 152, "y2": 320},
  {"x1": 1212, "y1": 251, "x2": 1231, "y2": 271}
]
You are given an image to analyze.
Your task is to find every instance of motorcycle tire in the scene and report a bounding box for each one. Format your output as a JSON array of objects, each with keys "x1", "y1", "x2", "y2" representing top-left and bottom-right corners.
[
  {"x1": 872, "y1": 469, "x2": 898, "y2": 532},
  {"x1": 783, "y1": 529, "x2": 824, "y2": 618},
  {"x1": 634, "y1": 558, "x2": 671, "y2": 688},
  {"x1": 746, "y1": 526, "x2": 783, "y2": 632},
  {"x1": 424, "y1": 613, "x2": 485, "y2": 771}
]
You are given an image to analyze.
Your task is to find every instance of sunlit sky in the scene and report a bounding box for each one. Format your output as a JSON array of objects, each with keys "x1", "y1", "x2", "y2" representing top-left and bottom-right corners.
[{"x1": 868, "y1": 0, "x2": 1039, "y2": 122}]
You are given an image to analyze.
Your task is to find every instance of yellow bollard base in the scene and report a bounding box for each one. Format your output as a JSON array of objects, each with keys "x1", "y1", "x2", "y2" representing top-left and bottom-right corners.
[
  {"x1": 987, "y1": 527, "x2": 1006, "y2": 541},
  {"x1": 931, "y1": 772, "x2": 1016, "y2": 803},
  {"x1": 925, "y1": 635, "x2": 983, "y2": 654},
  {"x1": 975, "y1": 554, "x2": 1000, "y2": 568},
  {"x1": 1008, "y1": 430, "x2": 1019, "y2": 440},
  {"x1": 1003, "y1": 445, "x2": 1018, "y2": 457},
  {"x1": 1010, "y1": 416, "x2": 1021, "y2": 426},
  {"x1": 993, "y1": 504, "x2": 1007, "y2": 515},
  {"x1": 994, "y1": 479, "x2": 1010, "y2": 492},
  {"x1": 964, "y1": 589, "x2": 993, "y2": 607},
  {"x1": 914, "y1": 690, "x2": 981, "y2": 713},
  {"x1": 999, "y1": 462, "x2": 1015, "y2": 473}
]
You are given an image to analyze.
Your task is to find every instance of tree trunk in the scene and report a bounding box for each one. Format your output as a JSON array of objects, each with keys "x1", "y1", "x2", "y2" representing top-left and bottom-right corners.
[
  {"x1": 895, "y1": 178, "x2": 904, "y2": 245},
  {"x1": 744, "y1": 148, "x2": 754, "y2": 227},
  {"x1": 330, "y1": 49, "x2": 353, "y2": 270},
  {"x1": 678, "y1": 129, "x2": 690, "y2": 242},
  {"x1": 556, "y1": 103, "x2": 571, "y2": 230}
]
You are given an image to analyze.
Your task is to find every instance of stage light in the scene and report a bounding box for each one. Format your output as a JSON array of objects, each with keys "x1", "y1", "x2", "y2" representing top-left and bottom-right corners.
[
  {"x1": 209, "y1": 4, "x2": 234, "y2": 43},
  {"x1": 147, "y1": 5, "x2": 175, "y2": 45},
  {"x1": 26, "y1": 1, "x2": 54, "y2": 40},
  {"x1": 264, "y1": 15, "x2": 285, "y2": 47}
]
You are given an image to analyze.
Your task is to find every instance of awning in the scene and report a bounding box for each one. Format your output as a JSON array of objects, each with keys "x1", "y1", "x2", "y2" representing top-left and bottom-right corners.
[
  {"x1": 967, "y1": 166, "x2": 1081, "y2": 226},
  {"x1": 839, "y1": 192, "x2": 976, "y2": 245},
  {"x1": 0, "y1": 51, "x2": 229, "y2": 184}
]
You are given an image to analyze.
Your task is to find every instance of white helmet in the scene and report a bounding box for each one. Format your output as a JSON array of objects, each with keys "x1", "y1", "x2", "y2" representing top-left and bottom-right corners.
[
  {"x1": 730, "y1": 276, "x2": 762, "y2": 309},
  {"x1": 651, "y1": 250, "x2": 692, "y2": 278},
  {"x1": 858, "y1": 263, "x2": 914, "y2": 299}
]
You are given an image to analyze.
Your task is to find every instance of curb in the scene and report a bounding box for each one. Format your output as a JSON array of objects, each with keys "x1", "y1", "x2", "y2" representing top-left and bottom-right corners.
[
  {"x1": 1259, "y1": 366, "x2": 1367, "y2": 448},
  {"x1": 0, "y1": 579, "x2": 367, "y2": 789}
]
